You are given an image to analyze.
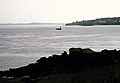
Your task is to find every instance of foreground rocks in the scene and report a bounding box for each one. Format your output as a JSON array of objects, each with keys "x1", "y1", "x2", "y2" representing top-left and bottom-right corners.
[{"x1": 0, "y1": 48, "x2": 120, "y2": 79}]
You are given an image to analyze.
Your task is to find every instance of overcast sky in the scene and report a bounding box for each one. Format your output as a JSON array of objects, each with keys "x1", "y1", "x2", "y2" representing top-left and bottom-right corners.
[{"x1": 0, "y1": 0, "x2": 120, "y2": 23}]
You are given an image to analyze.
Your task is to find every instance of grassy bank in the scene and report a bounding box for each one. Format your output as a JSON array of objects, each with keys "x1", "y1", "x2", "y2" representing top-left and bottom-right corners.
[{"x1": 37, "y1": 63, "x2": 120, "y2": 83}]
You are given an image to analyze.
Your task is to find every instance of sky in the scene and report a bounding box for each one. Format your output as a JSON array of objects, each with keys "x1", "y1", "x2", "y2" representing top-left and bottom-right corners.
[{"x1": 0, "y1": 0, "x2": 120, "y2": 23}]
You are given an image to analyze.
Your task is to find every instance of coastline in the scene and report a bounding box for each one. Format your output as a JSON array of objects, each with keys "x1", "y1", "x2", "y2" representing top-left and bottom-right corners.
[{"x1": 0, "y1": 48, "x2": 120, "y2": 83}]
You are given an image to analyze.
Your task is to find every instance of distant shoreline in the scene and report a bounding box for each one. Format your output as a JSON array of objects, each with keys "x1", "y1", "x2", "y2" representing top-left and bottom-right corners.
[
  {"x1": 66, "y1": 17, "x2": 120, "y2": 26},
  {"x1": 66, "y1": 24, "x2": 120, "y2": 26},
  {"x1": 0, "y1": 23, "x2": 65, "y2": 25}
]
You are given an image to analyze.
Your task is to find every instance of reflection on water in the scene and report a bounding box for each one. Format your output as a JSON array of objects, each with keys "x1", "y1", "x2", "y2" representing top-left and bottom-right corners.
[{"x1": 0, "y1": 25, "x2": 120, "y2": 70}]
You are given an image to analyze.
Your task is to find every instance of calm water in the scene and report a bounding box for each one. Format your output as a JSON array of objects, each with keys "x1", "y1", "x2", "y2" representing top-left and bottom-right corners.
[{"x1": 0, "y1": 24, "x2": 120, "y2": 70}]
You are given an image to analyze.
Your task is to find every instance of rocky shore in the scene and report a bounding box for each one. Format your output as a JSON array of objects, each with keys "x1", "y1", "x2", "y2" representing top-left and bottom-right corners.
[{"x1": 0, "y1": 48, "x2": 120, "y2": 83}]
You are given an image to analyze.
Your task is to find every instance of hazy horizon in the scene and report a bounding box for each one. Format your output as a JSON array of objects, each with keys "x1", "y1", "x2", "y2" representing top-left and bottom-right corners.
[
  {"x1": 0, "y1": 0, "x2": 120, "y2": 23},
  {"x1": 0, "y1": 17, "x2": 120, "y2": 24}
]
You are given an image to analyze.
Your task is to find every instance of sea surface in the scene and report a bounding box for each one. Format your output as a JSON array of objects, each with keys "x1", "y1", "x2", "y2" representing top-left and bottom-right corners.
[{"x1": 0, "y1": 24, "x2": 120, "y2": 70}]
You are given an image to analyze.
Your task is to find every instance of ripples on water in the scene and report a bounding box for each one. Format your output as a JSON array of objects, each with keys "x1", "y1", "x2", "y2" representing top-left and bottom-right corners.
[{"x1": 0, "y1": 25, "x2": 120, "y2": 70}]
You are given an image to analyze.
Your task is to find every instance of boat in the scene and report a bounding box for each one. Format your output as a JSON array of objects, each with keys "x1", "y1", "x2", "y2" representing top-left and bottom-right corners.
[{"x1": 56, "y1": 27, "x2": 62, "y2": 30}]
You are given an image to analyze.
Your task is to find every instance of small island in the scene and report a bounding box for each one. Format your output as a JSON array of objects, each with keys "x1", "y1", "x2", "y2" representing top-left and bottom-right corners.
[{"x1": 66, "y1": 17, "x2": 120, "y2": 26}]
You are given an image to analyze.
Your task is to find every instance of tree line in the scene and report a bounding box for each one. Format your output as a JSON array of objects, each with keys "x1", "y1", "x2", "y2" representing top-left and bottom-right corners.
[{"x1": 66, "y1": 17, "x2": 120, "y2": 26}]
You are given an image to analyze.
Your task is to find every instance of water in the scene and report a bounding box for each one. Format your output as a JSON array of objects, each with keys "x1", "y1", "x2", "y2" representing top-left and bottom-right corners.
[{"x1": 0, "y1": 24, "x2": 120, "y2": 70}]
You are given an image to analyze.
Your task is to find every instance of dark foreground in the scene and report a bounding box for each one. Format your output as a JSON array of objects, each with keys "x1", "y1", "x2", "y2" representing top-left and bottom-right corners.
[{"x1": 0, "y1": 48, "x2": 120, "y2": 83}]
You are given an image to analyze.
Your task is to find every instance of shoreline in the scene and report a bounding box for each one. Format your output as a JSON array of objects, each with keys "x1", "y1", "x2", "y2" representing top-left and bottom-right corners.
[
  {"x1": 0, "y1": 48, "x2": 119, "y2": 73},
  {"x1": 0, "y1": 48, "x2": 120, "y2": 83}
]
